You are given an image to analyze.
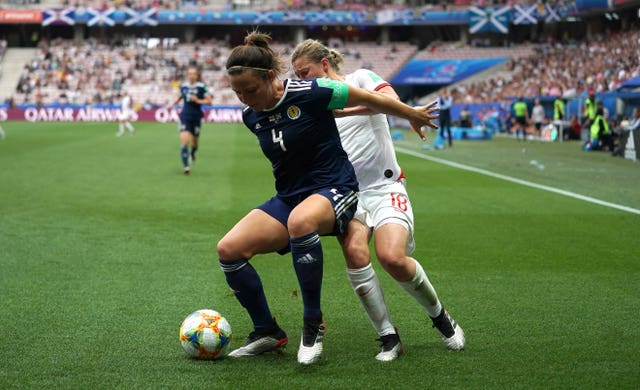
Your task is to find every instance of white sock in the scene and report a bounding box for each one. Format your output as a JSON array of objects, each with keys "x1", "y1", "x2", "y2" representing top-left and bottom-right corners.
[
  {"x1": 347, "y1": 264, "x2": 395, "y2": 336},
  {"x1": 126, "y1": 123, "x2": 135, "y2": 132},
  {"x1": 118, "y1": 123, "x2": 124, "y2": 134},
  {"x1": 399, "y1": 258, "x2": 443, "y2": 318}
]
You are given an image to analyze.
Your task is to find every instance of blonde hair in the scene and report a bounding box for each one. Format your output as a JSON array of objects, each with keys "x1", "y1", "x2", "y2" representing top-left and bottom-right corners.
[
  {"x1": 226, "y1": 30, "x2": 287, "y2": 79},
  {"x1": 291, "y1": 39, "x2": 344, "y2": 73}
]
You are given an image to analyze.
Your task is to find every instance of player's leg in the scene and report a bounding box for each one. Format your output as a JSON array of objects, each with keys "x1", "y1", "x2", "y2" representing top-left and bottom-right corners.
[
  {"x1": 190, "y1": 122, "x2": 200, "y2": 163},
  {"x1": 374, "y1": 223, "x2": 437, "y2": 310},
  {"x1": 122, "y1": 110, "x2": 136, "y2": 135},
  {"x1": 445, "y1": 116, "x2": 453, "y2": 146},
  {"x1": 373, "y1": 183, "x2": 465, "y2": 350},
  {"x1": 338, "y1": 218, "x2": 401, "y2": 361},
  {"x1": 125, "y1": 115, "x2": 135, "y2": 134},
  {"x1": 179, "y1": 126, "x2": 191, "y2": 174},
  {"x1": 218, "y1": 207, "x2": 290, "y2": 357},
  {"x1": 288, "y1": 188, "x2": 357, "y2": 364},
  {"x1": 116, "y1": 119, "x2": 125, "y2": 137},
  {"x1": 374, "y1": 223, "x2": 465, "y2": 350}
]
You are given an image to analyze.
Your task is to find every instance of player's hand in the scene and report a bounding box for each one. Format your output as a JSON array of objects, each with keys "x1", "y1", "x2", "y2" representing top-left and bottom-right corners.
[{"x1": 410, "y1": 100, "x2": 439, "y2": 141}]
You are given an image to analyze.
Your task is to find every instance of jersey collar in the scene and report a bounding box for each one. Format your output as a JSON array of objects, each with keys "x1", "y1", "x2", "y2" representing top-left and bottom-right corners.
[{"x1": 262, "y1": 80, "x2": 289, "y2": 112}]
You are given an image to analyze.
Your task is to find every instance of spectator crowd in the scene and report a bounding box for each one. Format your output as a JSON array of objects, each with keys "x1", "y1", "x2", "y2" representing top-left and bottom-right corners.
[
  {"x1": 6, "y1": 27, "x2": 640, "y2": 112},
  {"x1": 441, "y1": 29, "x2": 640, "y2": 105},
  {"x1": 10, "y1": 36, "x2": 417, "y2": 108}
]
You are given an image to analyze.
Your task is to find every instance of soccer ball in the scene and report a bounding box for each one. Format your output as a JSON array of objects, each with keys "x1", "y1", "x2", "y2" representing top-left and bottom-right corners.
[{"x1": 179, "y1": 309, "x2": 233, "y2": 360}]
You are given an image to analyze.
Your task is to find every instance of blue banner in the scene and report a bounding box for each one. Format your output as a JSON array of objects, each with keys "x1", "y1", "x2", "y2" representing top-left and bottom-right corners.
[
  {"x1": 38, "y1": 8, "x2": 470, "y2": 26},
  {"x1": 36, "y1": 4, "x2": 595, "y2": 27},
  {"x1": 390, "y1": 57, "x2": 508, "y2": 85}
]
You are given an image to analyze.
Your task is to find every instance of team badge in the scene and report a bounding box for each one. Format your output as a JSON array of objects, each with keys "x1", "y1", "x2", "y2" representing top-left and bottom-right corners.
[{"x1": 287, "y1": 105, "x2": 301, "y2": 120}]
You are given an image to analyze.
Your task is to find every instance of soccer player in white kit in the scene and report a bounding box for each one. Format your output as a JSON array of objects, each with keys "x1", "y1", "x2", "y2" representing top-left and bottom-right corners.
[
  {"x1": 116, "y1": 91, "x2": 135, "y2": 137},
  {"x1": 292, "y1": 40, "x2": 465, "y2": 361}
]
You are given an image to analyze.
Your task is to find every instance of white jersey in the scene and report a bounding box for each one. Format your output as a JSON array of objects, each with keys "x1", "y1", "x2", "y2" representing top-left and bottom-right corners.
[
  {"x1": 121, "y1": 95, "x2": 132, "y2": 111},
  {"x1": 119, "y1": 95, "x2": 133, "y2": 121},
  {"x1": 336, "y1": 69, "x2": 403, "y2": 191},
  {"x1": 532, "y1": 104, "x2": 545, "y2": 123}
]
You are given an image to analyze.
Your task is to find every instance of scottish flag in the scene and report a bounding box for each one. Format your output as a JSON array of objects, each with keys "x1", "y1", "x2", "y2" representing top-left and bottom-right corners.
[
  {"x1": 42, "y1": 8, "x2": 75, "y2": 26},
  {"x1": 469, "y1": 6, "x2": 510, "y2": 34},
  {"x1": 512, "y1": 5, "x2": 538, "y2": 25},
  {"x1": 543, "y1": 3, "x2": 562, "y2": 23},
  {"x1": 86, "y1": 8, "x2": 116, "y2": 27},
  {"x1": 123, "y1": 8, "x2": 158, "y2": 26}
]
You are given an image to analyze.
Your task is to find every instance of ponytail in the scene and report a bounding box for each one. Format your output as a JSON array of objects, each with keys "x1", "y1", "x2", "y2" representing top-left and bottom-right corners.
[{"x1": 226, "y1": 30, "x2": 287, "y2": 78}]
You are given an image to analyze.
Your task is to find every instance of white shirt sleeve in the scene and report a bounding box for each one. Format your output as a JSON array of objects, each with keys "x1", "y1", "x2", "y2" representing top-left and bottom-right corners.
[{"x1": 350, "y1": 69, "x2": 389, "y2": 92}]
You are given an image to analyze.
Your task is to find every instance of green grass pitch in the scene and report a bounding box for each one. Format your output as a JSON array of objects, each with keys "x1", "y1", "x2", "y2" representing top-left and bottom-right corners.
[{"x1": 1, "y1": 121, "x2": 639, "y2": 389}]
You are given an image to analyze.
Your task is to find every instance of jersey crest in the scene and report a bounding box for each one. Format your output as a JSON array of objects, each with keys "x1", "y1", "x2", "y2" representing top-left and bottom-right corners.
[{"x1": 286, "y1": 105, "x2": 301, "y2": 120}]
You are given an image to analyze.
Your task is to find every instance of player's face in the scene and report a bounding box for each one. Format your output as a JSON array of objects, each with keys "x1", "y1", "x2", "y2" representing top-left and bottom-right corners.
[
  {"x1": 292, "y1": 57, "x2": 327, "y2": 80},
  {"x1": 187, "y1": 68, "x2": 198, "y2": 84},
  {"x1": 229, "y1": 71, "x2": 272, "y2": 111}
]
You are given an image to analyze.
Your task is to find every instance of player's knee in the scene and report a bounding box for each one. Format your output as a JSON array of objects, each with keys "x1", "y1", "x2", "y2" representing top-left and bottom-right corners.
[
  {"x1": 217, "y1": 238, "x2": 251, "y2": 261},
  {"x1": 287, "y1": 215, "x2": 315, "y2": 238},
  {"x1": 216, "y1": 239, "x2": 232, "y2": 260},
  {"x1": 377, "y1": 249, "x2": 408, "y2": 272},
  {"x1": 343, "y1": 242, "x2": 371, "y2": 269}
]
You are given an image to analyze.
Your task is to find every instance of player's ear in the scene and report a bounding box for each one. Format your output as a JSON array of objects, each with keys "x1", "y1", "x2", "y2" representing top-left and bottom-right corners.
[
  {"x1": 321, "y1": 58, "x2": 330, "y2": 74},
  {"x1": 268, "y1": 69, "x2": 276, "y2": 82}
]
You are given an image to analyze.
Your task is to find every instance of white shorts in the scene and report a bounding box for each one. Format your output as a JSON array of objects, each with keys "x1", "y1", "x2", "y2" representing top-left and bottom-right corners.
[
  {"x1": 354, "y1": 180, "x2": 415, "y2": 254},
  {"x1": 119, "y1": 110, "x2": 132, "y2": 121}
]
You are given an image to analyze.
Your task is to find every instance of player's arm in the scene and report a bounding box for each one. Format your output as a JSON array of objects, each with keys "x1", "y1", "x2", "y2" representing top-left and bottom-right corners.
[
  {"x1": 201, "y1": 91, "x2": 213, "y2": 105},
  {"x1": 333, "y1": 85, "x2": 399, "y2": 118},
  {"x1": 193, "y1": 91, "x2": 212, "y2": 105},
  {"x1": 344, "y1": 84, "x2": 438, "y2": 140}
]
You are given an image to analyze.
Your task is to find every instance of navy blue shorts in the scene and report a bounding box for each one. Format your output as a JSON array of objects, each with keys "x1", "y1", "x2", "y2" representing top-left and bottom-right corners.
[
  {"x1": 179, "y1": 119, "x2": 202, "y2": 136},
  {"x1": 257, "y1": 186, "x2": 358, "y2": 254}
]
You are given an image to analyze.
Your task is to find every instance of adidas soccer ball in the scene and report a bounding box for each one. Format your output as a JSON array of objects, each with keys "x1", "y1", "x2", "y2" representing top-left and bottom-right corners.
[{"x1": 179, "y1": 309, "x2": 233, "y2": 360}]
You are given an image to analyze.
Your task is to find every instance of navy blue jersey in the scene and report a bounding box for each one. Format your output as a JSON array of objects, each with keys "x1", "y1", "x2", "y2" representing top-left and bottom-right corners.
[
  {"x1": 179, "y1": 82, "x2": 210, "y2": 120},
  {"x1": 242, "y1": 78, "x2": 358, "y2": 199}
]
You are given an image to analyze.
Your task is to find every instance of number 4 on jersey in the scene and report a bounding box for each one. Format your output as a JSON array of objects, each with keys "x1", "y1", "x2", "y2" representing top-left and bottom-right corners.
[{"x1": 272, "y1": 129, "x2": 287, "y2": 151}]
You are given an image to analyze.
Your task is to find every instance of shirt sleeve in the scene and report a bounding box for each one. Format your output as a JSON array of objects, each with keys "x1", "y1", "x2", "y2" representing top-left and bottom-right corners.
[
  {"x1": 351, "y1": 69, "x2": 390, "y2": 92},
  {"x1": 316, "y1": 77, "x2": 349, "y2": 110}
]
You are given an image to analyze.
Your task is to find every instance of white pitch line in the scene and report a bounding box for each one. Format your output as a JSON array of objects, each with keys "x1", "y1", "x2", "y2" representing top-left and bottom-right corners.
[{"x1": 395, "y1": 146, "x2": 640, "y2": 216}]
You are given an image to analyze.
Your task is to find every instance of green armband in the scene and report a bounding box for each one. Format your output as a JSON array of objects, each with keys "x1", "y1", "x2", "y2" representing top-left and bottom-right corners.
[{"x1": 317, "y1": 77, "x2": 349, "y2": 110}]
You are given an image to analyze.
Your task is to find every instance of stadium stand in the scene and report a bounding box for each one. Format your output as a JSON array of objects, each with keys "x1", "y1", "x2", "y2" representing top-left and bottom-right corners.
[
  {"x1": 415, "y1": 28, "x2": 640, "y2": 104},
  {"x1": 10, "y1": 38, "x2": 417, "y2": 107},
  {"x1": 9, "y1": 26, "x2": 640, "y2": 108}
]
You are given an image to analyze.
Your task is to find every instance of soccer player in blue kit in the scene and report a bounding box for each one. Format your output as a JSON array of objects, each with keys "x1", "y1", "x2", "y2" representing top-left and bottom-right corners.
[
  {"x1": 169, "y1": 65, "x2": 212, "y2": 175},
  {"x1": 217, "y1": 31, "x2": 439, "y2": 365}
]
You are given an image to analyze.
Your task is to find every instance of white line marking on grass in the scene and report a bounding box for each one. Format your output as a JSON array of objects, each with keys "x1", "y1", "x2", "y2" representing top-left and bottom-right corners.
[{"x1": 395, "y1": 146, "x2": 640, "y2": 216}]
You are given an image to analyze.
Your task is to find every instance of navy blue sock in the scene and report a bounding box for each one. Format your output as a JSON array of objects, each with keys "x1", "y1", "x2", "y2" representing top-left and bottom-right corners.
[
  {"x1": 190, "y1": 146, "x2": 198, "y2": 159},
  {"x1": 290, "y1": 232, "x2": 323, "y2": 320},
  {"x1": 219, "y1": 259, "x2": 275, "y2": 331},
  {"x1": 180, "y1": 146, "x2": 189, "y2": 167}
]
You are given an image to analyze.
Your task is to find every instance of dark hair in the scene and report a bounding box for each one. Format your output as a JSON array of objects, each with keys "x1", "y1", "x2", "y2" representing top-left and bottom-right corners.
[
  {"x1": 291, "y1": 39, "x2": 344, "y2": 72},
  {"x1": 226, "y1": 31, "x2": 287, "y2": 79}
]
